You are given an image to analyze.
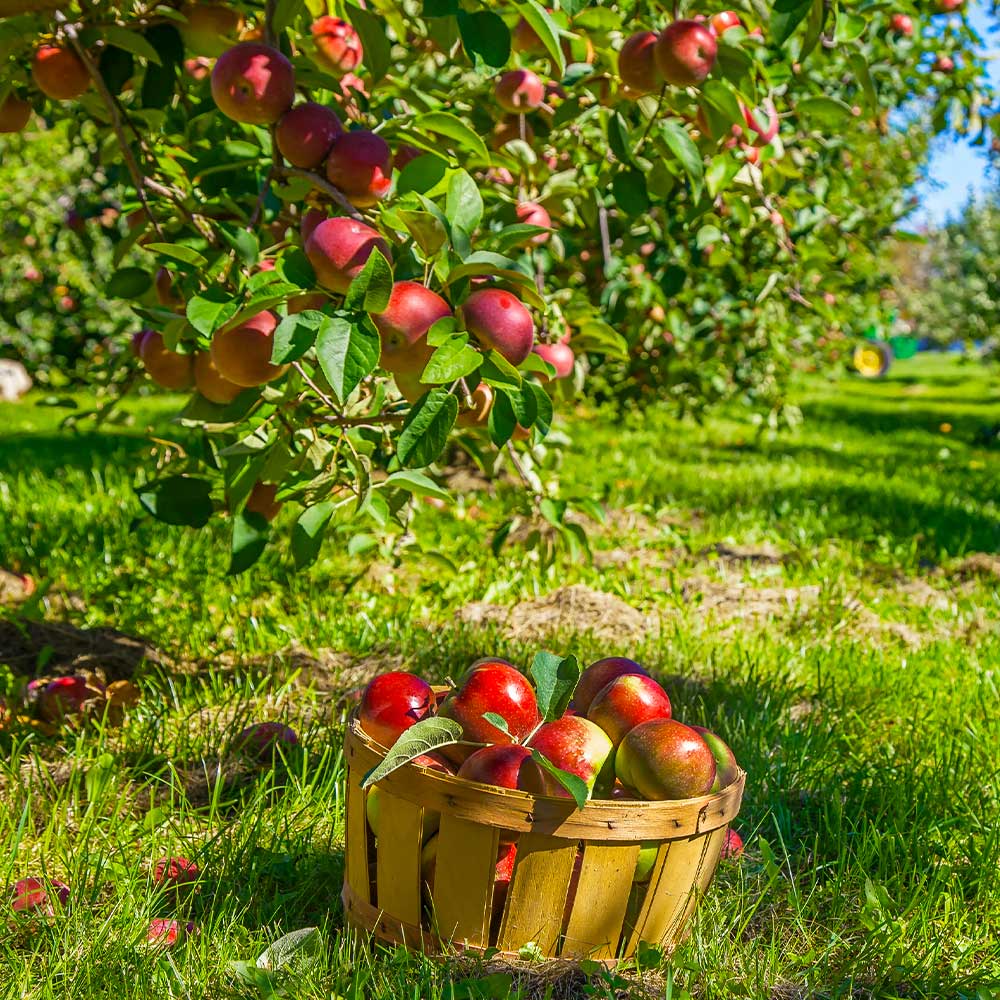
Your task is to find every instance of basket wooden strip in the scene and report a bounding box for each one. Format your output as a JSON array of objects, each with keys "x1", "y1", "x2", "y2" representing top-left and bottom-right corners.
[
  {"x1": 561, "y1": 842, "x2": 641, "y2": 959},
  {"x1": 375, "y1": 792, "x2": 424, "y2": 927},
  {"x1": 496, "y1": 833, "x2": 579, "y2": 954},
  {"x1": 430, "y1": 814, "x2": 499, "y2": 947},
  {"x1": 345, "y1": 723, "x2": 744, "y2": 840},
  {"x1": 345, "y1": 772, "x2": 370, "y2": 905}
]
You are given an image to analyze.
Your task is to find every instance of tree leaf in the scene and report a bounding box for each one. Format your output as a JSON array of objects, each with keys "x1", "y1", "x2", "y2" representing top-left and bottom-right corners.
[
  {"x1": 144, "y1": 242, "x2": 208, "y2": 268},
  {"x1": 457, "y1": 9, "x2": 511, "y2": 70},
  {"x1": 271, "y1": 310, "x2": 324, "y2": 364},
  {"x1": 796, "y1": 95, "x2": 853, "y2": 127},
  {"x1": 137, "y1": 476, "x2": 214, "y2": 527},
  {"x1": 421, "y1": 336, "x2": 483, "y2": 383},
  {"x1": 383, "y1": 470, "x2": 450, "y2": 501},
  {"x1": 526, "y1": 382, "x2": 553, "y2": 435},
  {"x1": 228, "y1": 512, "x2": 269, "y2": 575},
  {"x1": 315, "y1": 316, "x2": 380, "y2": 403},
  {"x1": 482, "y1": 711, "x2": 512, "y2": 736},
  {"x1": 344, "y1": 247, "x2": 393, "y2": 313},
  {"x1": 397, "y1": 153, "x2": 449, "y2": 195},
  {"x1": 187, "y1": 288, "x2": 239, "y2": 335},
  {"x1": 361, "y1": 716, "x2": 465, "y2": 787},
  {"x1": 488, "y1": 388, "x2": 517, "y2": 446},
  {"x1": 514, "y1": 0, "x2": 565, "y2": 77},
  {"x1": 414, "y1": 111, "x2": 490, "y2": 162},
  {"x1": 660, "y1": 120, "x2": 704, "y2": 201},
  {"x1": 529, "y1": 749, "x2": 589, "y2": 809},
  {"x1": 480, "y1": 350, "x2": 522, "y2": 388},
  {"x1": 291, "y1": 501, "x2": 336, "y2": 569},
  {"x1": 770, "y1": 0, "x2": 813, "y2": 46},
  {"x1": 107, "y1": 267, "x2": 152, "y2": 298},
  {"x1": 612, "y1": 170, "x2": 649, "y2": 214},
  {"x1": 529, "y1": 650, "x2": 581, "y2": 723},
  {"x1": 607, "y1": 112, "x2": 634, "y2": 166},
  {"x1": 397, "y1": 388, "x2": 458, "y2": 467},
  {"x1": 102, "y1": 26, "x2": 162, "y2": 65},
  {"x1": 446, "y1": 169, "x2": 484, "y2": 236},
  {"x1": 346, "y1": 3, "x2": 391, "y2": 82}
]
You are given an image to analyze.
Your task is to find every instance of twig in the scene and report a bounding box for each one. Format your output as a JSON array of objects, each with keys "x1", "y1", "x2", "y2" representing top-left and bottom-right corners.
[
  {"x1": 635, "y1": 84, "x2": 667, "y2": 154},
  {"x1": 293, "y1": 361, "x2": 340, "y2": 410},
  {"x1": 248, "y1": 165, "x2": 275, "y2": 231},
  {"x1": 505, "y1": 441, "x2": 542, "y2": 506},
  {"x1": 598, "y1": 203, "x2": 611, "y2": 276},
  {"x1": 276, "y1": 165, "x2": 364, "y2": 221},
  {"x1": 264, "y1": 0, "x2": 276, "y2": 47},
  {"x1": 56, "y1": 11, "x2": 165, "y2": 240},
  {"x1": 321, "y1": 411, "x2": 409, "y2": 428}
]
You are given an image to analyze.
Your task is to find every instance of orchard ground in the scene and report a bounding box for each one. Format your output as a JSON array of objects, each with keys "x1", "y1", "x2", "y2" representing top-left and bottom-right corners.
[{"x1": 2, "y1": 354, "x2": 999, "y2": 999}]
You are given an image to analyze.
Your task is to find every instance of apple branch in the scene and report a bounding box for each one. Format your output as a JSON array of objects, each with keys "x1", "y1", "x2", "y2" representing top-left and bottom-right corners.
[
  {"x1": 275, "y1": 166, "x2": 365, "y2": 222},
  {"x1": 55, "y1": 12, "x2": 165, "y2": 241},
  {"x1": 293, "y1": 360, "x2": 340, "y2": 411}
]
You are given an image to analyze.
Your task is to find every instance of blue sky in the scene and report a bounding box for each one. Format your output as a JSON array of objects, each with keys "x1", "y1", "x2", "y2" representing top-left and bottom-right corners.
[{"x1": 912, "y1": 1, "x2": 998, "y2": 224}]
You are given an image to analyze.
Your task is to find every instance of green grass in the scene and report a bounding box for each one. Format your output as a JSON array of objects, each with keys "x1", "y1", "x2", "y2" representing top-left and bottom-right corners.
[{"x1": 2, "y1": 355, "x2": 999, "y2": 999}]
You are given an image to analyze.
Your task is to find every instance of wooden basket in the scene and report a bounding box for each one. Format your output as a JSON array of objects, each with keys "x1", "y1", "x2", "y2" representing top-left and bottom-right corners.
[{"x1": 342, "y1": 715, "x2": 745, "y2": 964}]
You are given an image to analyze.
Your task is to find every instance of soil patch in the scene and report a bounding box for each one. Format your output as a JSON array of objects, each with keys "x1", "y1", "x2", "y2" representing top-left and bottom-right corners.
[
  {"x1": 949, "y1": 553, "x2": 1000, "y2": 581},
  {"x1": 681, "y1": 578, "x2": 821, "y2": 621}
]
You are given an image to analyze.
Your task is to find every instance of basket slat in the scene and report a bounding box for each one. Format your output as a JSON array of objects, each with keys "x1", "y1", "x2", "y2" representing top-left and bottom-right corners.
[
  {"x1": 345, "y1": 768, "x2": 371, "y2": 905},
  {"x1": 673, "y1": 823, "x2": 728, "y2": 942},
  {"x1": 561, "y1": 842, "x2": 641, "y2": 959},
  {"x1": 627, "y1": 831, "x2": 714, "y2": 953},
  {"x1": 497, "y1": 833, "x2": 579, "y2": 955},
  {"x1": 431, "y1": 814, "x2": 499, "y2": 947},
  {"x1": 375, "y1": 791, "x2": 424, "y2": 927}
]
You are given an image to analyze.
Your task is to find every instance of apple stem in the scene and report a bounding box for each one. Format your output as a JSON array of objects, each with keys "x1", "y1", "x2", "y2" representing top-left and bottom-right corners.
[{"x1": 276, "y1": 166, "x2": 365, "y2": 222}]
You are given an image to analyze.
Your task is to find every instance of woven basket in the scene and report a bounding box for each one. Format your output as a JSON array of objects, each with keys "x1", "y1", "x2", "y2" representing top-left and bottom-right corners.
[{"x1": 342, "y1": 715, "x2": 745, "y2": 963}]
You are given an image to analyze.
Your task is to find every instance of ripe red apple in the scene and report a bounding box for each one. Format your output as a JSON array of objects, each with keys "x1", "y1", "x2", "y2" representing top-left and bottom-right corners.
[
  {"x1": 371, "y1": 281, "x2": 452, "y2": 375},
  {"x1": 710, "y1": 10, "x2": 743, "y2": 34},
  {"x1": 655, "y1": 20, "x2": 718, "y2": 87},
  {"x1": 194, "y1": 350, "x2": 243, "y2": 404},
  {"x1": 438, "y1": 658, "x2": 540, "y2": 746},
  {"x1": 515, "y1": 201, "x2": 552, "y2": 244},
  {"x1": 184, "y1": 56, "x2": 212, "y2": 80},
  {"x1": 11, "y1": 877, "x2": 70, "y2": 914},
  {"x1": 32, "y1": 45, "x2": 90, "y2": 101},
  {"x1": 618, "y1": 31, "x2": 661, "y2": 94},
  {"x1": 180, "y1": 3, "x2": 244, "y2": 57},
  {"x1": 312, "y1": 16, "x2": 363, "y2": 75},
  {"x1": 130, "y1": 330, "x2": 151, "y2": 357},
  {"x1": 690, "y1": 725, "x2": 739, "y2": 789},
  {"x1": 741, "y1": 100, "x2": 779, "y2": 146},
  {"x1": 933, "y1": 54, "x2": 955, "y2": 73},
  {"x1": 494, "y1": 69, "x2": 545, "y2": 113},
  {"x1": 511, "y1": 16, "x2": 545, "y2": 54},
  {"x1": 146, "y1": 918, "x2": 195, "y2": 948},
  {"x1": 616, "y1": 718, "x2": 717, "y2": 800},
  {"x1": 889, "y1": 13, "x2": 914, "y2": 35},
  {"x1": 0, "y1": 93, "x2": 31, "y2": 133},
  {"x1": 245, "y1": 481, "x2": 283, "y2": 521},
  {"x1": 288, "y1": 292, "x2": 328, "y2": 314},
  {"x1": 527, "y1": 716, "x2": 615, "y2": 796},
  {"x1": 39, "y1": 676, "x2": 100, "y2": 723},
  {"x1": 461, "y1": 288, "x2": 535, "y2": 365},
  {"x1": 587, "y1": 674, "x2": 672, "y2": 747},
  {"x1": 306, "y1": 217, "x2": 392, "y2": 294},
  {"x1": 721, "y1": 827, "x2": 744, "y2": 859},
  {"x1": 210, "y1": 311, "x2": 288, "y2": 387},
  {"x1": 938, "y1": 0, "x2": 963, "y2": 9},
  {"x1": 153, "y1": 857, "x2": 200, "y2": 895},
  {"x1": 300, "y1": 207, "x2": 327, "y2": 244},
  {"x1": 276, "y1": 102, "x2": 343, "y2": 169},
  {"x1": 571, "y1": 657, "x2": 648, "y2": 715},
  {"x1": 234, "y1": 721, "x2": 298, "y2": 756},
  {"x1": 325, "y1": 129, "x2": 393, "y2": 207},
  {"x1": 456, "y1": 382, "x2": 495, "y2": 428},
  {"x1": 457, "y1": 743, "x2": 537, "y2": 789},
  {"x1": 211, "y1": 43, "x2": 295, "y2": 125},
  {"x1": 140, "y1": 332, "x2": 194, "y2": 390},
  {"x1": 155, "y1": 267, "x2": 183, "y2": 309},
  {"x1": 532, "y1": 342, "x2": 574, "y2": 380},
  {"x1": 358, "y1": 671, "x2": 436, "y2": 748}
]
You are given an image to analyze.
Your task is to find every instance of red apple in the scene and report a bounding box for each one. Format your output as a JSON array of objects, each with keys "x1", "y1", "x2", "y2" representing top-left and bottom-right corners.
[
  {"x1": 721, "y1": 827, "x2": 744, "y2": 859},
  {"x1": 0, "y1": 94, "x2": 31, "y2": 133},
  {"x1": 371, "y1": 281, "x2": 452, "y2": 375},
  {"x1": 325, "y1": 129, "x2": 392, "y2": 207},
  {"x1": 571, "y1": 657, "x2": 648, "y2": 715},
  {"x1": 741, "y1": 100, "x2": 778, "y2": 146},
  {"x1": 11, "y1": 877, "x2": 70, "y2": 914},
  {"x1": 153, "y1": 857, "x2": 200, "y2": 895},
  {"x1": 288, "y1": 292, "x2": 328, "y2": 314},
  {"x1": 461, "y1": 288, "x2": 535, "y2": 365},
  {"x1": 276, "y1": 102, "x2": 343, "y2": 169},
  {"x1": 233, "y1": 721, "x2": 298, "y2": 756},
  {"x1": 194, "y1": 350, "x2": 243, "y2": 404},
  {"x1": 615, "y1": 718, "x2": 717, "y2": 800},
  {"x1": 210, "y1": 311, "x2": 288, "y2": 387},
  {"x1": 146, "y1": 918, "x2": 195, "y2": 948},
  {"x1": 359, "y1": 671, "x2": 436, "y2": 748},
  {"x1": 245, "y1": 481, "x2": 283, "y2": 521},
  {"x1": 300, "y1": 207, "x2": 327, "y2": 245},
  {"x1": 933, "y1": 55, "x2": 955, "y2": 72},
  {"x1": 457, "y1": 743, "x2": 537, "y2": 789},
  {"x1": 140, "y1": 332, "x2": 194, "y2": 390},
  {"x1": 32, "y1": 45, "x2": 90, "y2": 101},
  {"x1": 938, "y1": 0, "x2": 963, "y2": 8},
  {"x1": 889, "y1": 13, "x2": 914, "y2": 35},
  {"x1": 438, "y1": 658, "x2": 540, "y2": 746},
  {"x1": 155, "y1": 267, "x2": 183, "y2": 309},
  {"x1": 312, "y1": 16, "x2": 363, "y2": 76},
  {"x1": 690, "y1": 725, "x2": 739, "y2": 789},
  {"x1": 393, "y1": 144, "x2": 422, "y2": 171},
  {"x1": 655, "y1": 20, "x2": 718, "y2": 87},
  {"x1": 710, "y1": 10, "x2": 743, "y2": 35},
  {"x1": 306, "y1": 217, "x2": 392, "y2": 294},
  {"x1": 619, "y1": 31, "x2": 660, "y2": 94},
  {"x1": 527, "y1": 716, "x2": 615, "y2": 796},
  {"x1": 211, "y1": 43, "x2": 295, "y2": 125},
  {"x1": 184, "y1": 56, "x2": 212, "y2": 81},
  {"x1": 511, "y1": 17, "x2": 545, "y2": 54},
  {"x1": 532, "y1": 342, "x2": 574, "y2": 380},
  {"x1": 494, "y1": 69, "x2": 545, "y2": 114},
  {"x1": 515, "y1": 201, "x2": 552, "y2": 244},
  {"x1": 180, "y1": 3, "x2": 244, "y2": 57},
  {"x1": 587, "y1": 674, "x2": 672, "y2": 747}
]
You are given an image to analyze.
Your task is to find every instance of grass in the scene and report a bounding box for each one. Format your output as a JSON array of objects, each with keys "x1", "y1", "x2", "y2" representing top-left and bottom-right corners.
[{"x1": 1, "y1": 354, "x2": 999, "y2": 999}]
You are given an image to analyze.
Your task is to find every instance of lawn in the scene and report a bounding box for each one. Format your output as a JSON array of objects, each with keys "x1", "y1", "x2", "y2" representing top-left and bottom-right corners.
[{"x1": 1, "y1": 355, "x2": 999, "y2": 999}]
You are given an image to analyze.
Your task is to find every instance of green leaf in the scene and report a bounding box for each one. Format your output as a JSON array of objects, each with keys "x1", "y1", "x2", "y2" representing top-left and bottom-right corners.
[
  {"x1": 344, "y1": 248, "x2": 393, "y2": 313},
  {"x1": 529, "y1": 651, "x2": 581, "y2": 723},
  {"x1": 272, "y1": 0, "x2": 306, "y2": 34},
  {"x1": 102, "y1": 26, "x2": 162, "y2": 65},
  {"x1": 383, "y1": 470, "x2": 450, "y2": 501},
  {"x1": 415, "y1": 112, "x2": 490, "y2": 162},
  {"x1": 346, "y1": 3, "x2": 392, "y2": 82},
  {"x1": 279, "y1": 249, "x2": 316, "y2": 288},
  {"x1": 421, "y1": 336, "x2": 483, "y2": 383},
  {"x1": 514, "y1": 0, "x2": 565, "y2": 77},
  {"x1": 137, "y1": 476, "x2": 214, "y2": 528},
  {"x1": 457, "y1": 9, "x2": 511, "y2": 69},
  {"x1": 848, "y1": 52, "x2": 877, "y2": 112},
  {"x1": 529, "y1": 749, "x2": 589, "y2": 809},
  {"x1": 272, "y1": 311, "x2": 324, "y2": 364},
  {"x1": 315, "y1": 317, "x2": 381, "y2": 403},
  {"x1": 526, "y1": 382, "x2": 553, "y2": 435},
  {"x1": 482, "y1": 712, "x2": 512, "y2": 737},
  {"x1": 834, "y1": 10, "x2": 866, "y2": 43},
  {"x1": 612, "y1": 170, "x2": 649, "y2": 214},
  {"x1": 256, "y1": 927, "x2": 323, "y2": 974},
  {"x1": 221, "y1": 226, "x2": 258, "y2": 266},
  {"x1": 446, "y1": 170, "x2": 484, "y2": 237},
  {"x1": 503, "y1": 384, "x2": 537, "y2": 428},
  {"x1": 228, "y1": 512, "x2": 269, "y2": 576},
  {"x1": 292, "y1": 501, "x2": 336, "y2": 569},
  {"x1": 796, "y1": 95, "x2": 853, "y2": 127},
  {"x1": 480, "y1": 350, "x2": 522, "y2": 388},
  {"x1": 607, "y1": 112, "x2": 634, "y2": 167},
  {"x1": 660, "y1": 120, "x2": 704, "y2": 201},
  {"x1": 397, "y1": 388, "x2": 458, "y2": 467},
  {"x1": 144, "y1": 242, "x2": 208, "y2": 268},
  {"x1": 397, "y1": 153, "x2": 449, "y2": 195},
  {"x1": 361, "y1": 716, "x2": 465, "y2": 786},
  {"x1": 770, "y1": 0, "x2": 813, "y2": 46},
  {"x1": 107, "y1": 267, "x2": 152, "y2": 298},
  {"x1": 488, "y1": 389, "x2": 517, "y2": 446},
  {"x1": 187, "y1": 288, "x2": 239, "y2": 335},
  {"x1": 706, "y1": 155, "x2": 741, "y2": 198},
  {"x1": 98, "y1": 46, "x2": 134, "y2": 96}
]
